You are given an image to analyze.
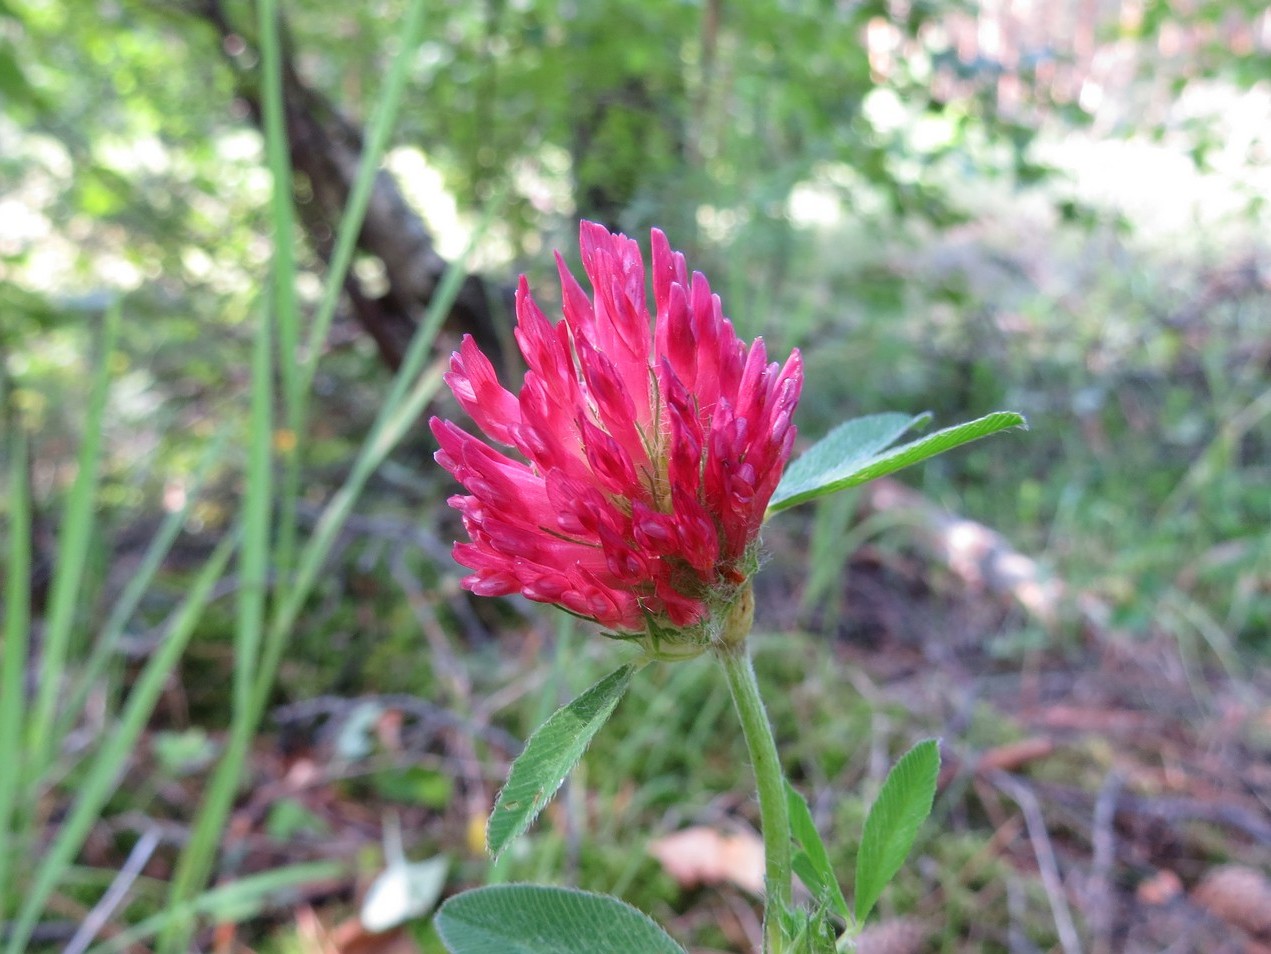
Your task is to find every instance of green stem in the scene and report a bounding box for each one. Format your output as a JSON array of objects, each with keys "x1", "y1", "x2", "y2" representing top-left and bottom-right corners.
[{"x1": 717, "y1": 644, "x2": 792, "y2": 952}]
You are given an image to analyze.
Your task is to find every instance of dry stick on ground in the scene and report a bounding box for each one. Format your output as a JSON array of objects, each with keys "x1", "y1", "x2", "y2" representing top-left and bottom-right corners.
[
  {"x1": 1032, "y1": 778, "x2": 1271, "y2": 847},
  {"x1": 271, "y1": 694, "x2": 522, "y2": 757},
  {"x1": 989, "y1": 771, "x2": 1084, "y2": 954},
  {"x1": 188, "y1": 0, "x2": 512, "y2": 373},
  {"x1": 63, "y1": 826, "x2": 163, "y2": 954},
  {"x1": 1086, "y1": 770, "x2": 1124, "y2": 954},
  {"x1": 857, "y1": 478, "x2": 1109, "y2": 635},
  {"x1": 388, "y1": 548, "x2": 492, "y2": 824}
]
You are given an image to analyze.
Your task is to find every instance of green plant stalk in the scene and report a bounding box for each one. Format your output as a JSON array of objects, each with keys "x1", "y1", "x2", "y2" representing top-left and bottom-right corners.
[
  {"x1": 0, "y1": 429, "x2": 31, "y2": 920},
  {"x1": 235, "y1": 302, "x2": 274, "y2": 723},
  {"x1": 160, "y1": 183, "x2": 497, "y2": 952},
  {"x1": 158, "y1": 265, "x2": 465, "y2": 949},
  {"x1": 5, "y1": 533, "x2": 236, "y2": 954},
  {"x1": 297, "y1": 0, "x2": 430, "y2": 399},
  {"x1": 717, "y1": 644, "x2": 793, "y2": 953},
  {"x1": 158, "y1": 300, "x2": 273, "y2": 951},
  {"x1": 27, "y1": 299, "x2": 121, "y2": 778},
  {"x1": 257, "y1": 0, "x2": 301, "y2": 579},
  {"x1": 281, "y1": 0, "x2": 430, "y2": 575},
  {"x1": 87, "y1": 859, "x2": 346, "y2": 954},
  {"x1": 58, "y1": 429, "x2": 230, "y2": 743},
  {"x1": 249, "y1": 215, "x2": 488, "y2": 724}
]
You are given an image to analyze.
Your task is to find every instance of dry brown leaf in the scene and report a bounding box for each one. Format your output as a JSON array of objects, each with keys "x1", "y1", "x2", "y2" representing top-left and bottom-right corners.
[
  {"x1": 1136, "y1": 868, "x2": 1183, "y2": 905},
  {"x1": 376, "y1": 709, "x2": 405, "y2": 753},
  {"x1": 1192, "y1": 865, "x2": 1271, "y2": 938},
  {"x1": 294, "y1": 906, "x2": 422, "y2": 954},
  {"x1": 974, "y1": 737, "x2": 1055, "y2": 774},
  {"x1": 648, "y1": 826, "x2": 765, "y2": 896}
]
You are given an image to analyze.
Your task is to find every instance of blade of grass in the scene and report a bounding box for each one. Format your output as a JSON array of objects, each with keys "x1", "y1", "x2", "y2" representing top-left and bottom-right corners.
[
  {"x1": 279, "y1": 0, "x2": 431, "y2": 579},
  {"x1": 182, "y1": 15, "x2": 289, "y2": 932},
  {"x1": 297, "y1": 0, "x2": 430, "y2": 402},
  {"x1": 260, "y1": 0, "x2": 302, "y2": 581},
  {"x1": 57, "y1": 429, "x2": 231, "y2": 747},
  {"x1": 256, "y1": 194, "x2": 504, "y2": 725},
  {"x1": 801, "y1": 506, "x2": 923, "y2": 619},
  {"x1": 237, "y1": 298, "x2": 275, "y2": 721},
  {"x1": 160, "y1": 349, "x2": 449, "y2": 954},
  {"x1": 160, "y1": 200, "x2": 500, "y2": 952},
  {"x1": 0, "y1": 428, "x2": 31, "y2": 920},
  {"x1": 86, "y1": 859, "x2": 346, "y2": 954},
  {"x1": 27, "y1": 299, "x2": 121, "y2": 779},
  {"x1": 157, "y1": 308, "x2": 274, "y2": 950},
  {"x1": 800, "y1": 490, "x2": 858, "y2": 617},
  {"x1": 4, "y1": 533, "x2": 237, "y2": 954},
  {"x1": 1156, "y1": 383, "x2": 1271, "y2": 522}
]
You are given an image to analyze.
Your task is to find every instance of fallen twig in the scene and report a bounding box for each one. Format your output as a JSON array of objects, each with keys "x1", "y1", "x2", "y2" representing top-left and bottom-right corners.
[
  {"x1": 64, "y1": 826, "x2": 162, "y2": 954},
  {"x1": 990, "y1": 771, "x2": 1084, "y2": 954},
  {"x1": 858, "y1": 478, "x2": 1109, "y2": 633}
]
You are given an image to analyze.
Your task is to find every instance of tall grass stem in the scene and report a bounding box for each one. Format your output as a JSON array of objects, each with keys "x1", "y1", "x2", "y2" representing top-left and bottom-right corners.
[
  {"x1": 27, "y1": 300, "x2": 121, "y2": 786},
  {"x1": 258, "y1": 0, "x2": 301, "y2": 578},
  {"x1": 4, "y1": 534, "x2": 237, "y2": 954},
  {"x1": 0, "y1": 429, "x2": 31, "y2": 919},
  {"x1": 57, "y1": 430, "x2": 230, "y2": 744}
]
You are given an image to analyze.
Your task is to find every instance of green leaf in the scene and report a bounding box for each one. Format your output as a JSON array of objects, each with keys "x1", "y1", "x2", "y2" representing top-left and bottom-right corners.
[
  {"x1": 768, "y1": 411, "x2": 1027, "y2": 513},
  {"x1": 371, "y1": 766, "x2": 454, "y2": 809},
  {"x1": 486, "y1": 664, "x2": 636, "y2": 858},
  {"x1": 435, "y1": 884, "x2": 686, "y2": 954},
  {"x1": 781, "y1": 906, "x2": 839, "y2": 953},
  {"x1": 0, "y1": 42, "x2": 36, "y2": 109},
  {"x1": 264, "y1": 797, "x2": 329, "y2": 840},
  {"x1": 854, "y1": 739, "x2": 941, "y2": 924},
  {"x1": 0, "y1": 429, "x2": 31, "y2": 914},
  {"x1": 770, "y1": 413, "x2": 929, "y2": 515},
  {"x1": 152, "y1": 729, "x2": 218, "y2": 777},
  {"x1": 785, "y1": 781, "x2": 849, "y2": 920}
]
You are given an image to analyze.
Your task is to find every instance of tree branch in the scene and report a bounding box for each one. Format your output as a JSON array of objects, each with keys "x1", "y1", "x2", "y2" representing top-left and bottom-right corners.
[{"x1": 192, "y1": 0, "x2": 511, "y2": 371}]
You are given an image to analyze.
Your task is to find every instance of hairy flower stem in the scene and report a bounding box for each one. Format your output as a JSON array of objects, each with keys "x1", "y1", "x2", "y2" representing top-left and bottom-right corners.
[{"x1": 717, "y1": 643, "x2": 793, "y2": 952}]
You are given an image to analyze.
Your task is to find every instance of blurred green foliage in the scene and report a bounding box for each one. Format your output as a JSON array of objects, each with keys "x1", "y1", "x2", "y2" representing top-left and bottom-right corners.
[{"x1": 1, "y1": 0, "x2": 1269, "y2": 948}]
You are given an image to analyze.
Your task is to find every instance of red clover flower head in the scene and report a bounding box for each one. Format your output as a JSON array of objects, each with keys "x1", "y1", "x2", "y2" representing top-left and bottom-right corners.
[{"x1": 430, "y1": 221, "x2": 802, "y2": 657}]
